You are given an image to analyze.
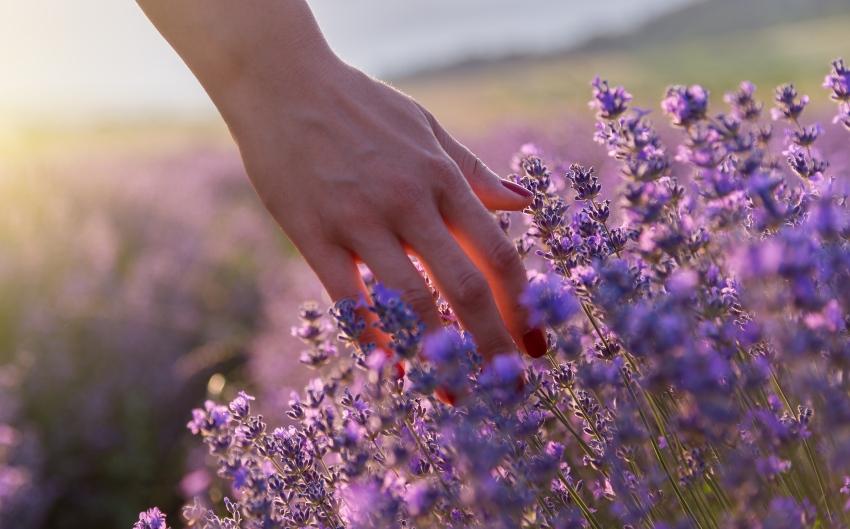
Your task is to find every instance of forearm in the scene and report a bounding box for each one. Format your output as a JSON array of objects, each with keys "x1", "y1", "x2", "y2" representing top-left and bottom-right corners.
[{"x1": 136, "y1": 0, "x2": 342, "y2": 127}]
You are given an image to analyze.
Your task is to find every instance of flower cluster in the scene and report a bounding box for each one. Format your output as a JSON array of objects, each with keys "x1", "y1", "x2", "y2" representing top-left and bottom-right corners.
[
  {"x1": 133, "y1": 508, "x2": 170, "y2": 529},
  {"x1": 825, "y1": 59, "x2": 850, "y2": 130},
  {"x1": 136, "y1": 59, "x2": 849, "y2": 529}
]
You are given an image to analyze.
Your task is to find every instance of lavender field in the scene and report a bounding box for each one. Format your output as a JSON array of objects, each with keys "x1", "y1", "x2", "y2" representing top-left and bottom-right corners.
[
  {"x1": 3, "y1": 3, "x2": 850, "y2": 529},
  {"x1": 5, "y1": 67, "x2": 848, "y2": 529},
  {"x1": 127, "y1": 59, "x2": 850, "y2": 529},
  {"x1": 0, "y1": 146, "x2": 325, "y2": 526}
]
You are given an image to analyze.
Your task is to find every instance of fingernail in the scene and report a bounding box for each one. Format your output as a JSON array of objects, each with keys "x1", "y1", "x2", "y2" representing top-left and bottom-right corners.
[
  {"x1": 393, "y1": 361, "x2": 406, "y2": 379},
  {"x1": 435, "y1": 387, "x2": 457, "y2": 406},
  {"x1": 522, "y1": 328, "x2": 548, "y2": 358},
  {"x1": 500, "y1": 179, "x2": 533, "y2": 198},
  {"x1": 514, "y1": 372, "x2": 526, "y2": 394}
]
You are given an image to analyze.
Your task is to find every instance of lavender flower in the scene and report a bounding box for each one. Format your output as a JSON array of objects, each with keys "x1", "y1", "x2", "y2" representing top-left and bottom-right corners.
[
  {"x1": 786, "y1": 123, "x2": 823, "y2": 147},
  {"x1": 834, "y1": 103, "x2": 850, "y2": 131},
  {"x1": 771, "y1": 84, "x2": 809, "y2": 121},
  {"x1": 725, "y1": 81, "x2": 763, "y2": 121},
  {"x1": 132, "y1": 508, "x2": 170, "y2": 529},
  {"x1": 823, "y1": 59, "x2": 850, "y2": 132},
  {"x1": 661, "y1": 84, "x2": 709, "y2": 127},
  {"x1": 590, "y1": 76, "x2": 632, "y2": 119},
  {"x1": 566, "y1": 164, "x2": 602, "y2": 201},
  {"x1": 133, "y1": 58, "x2": 850, "y2": 529},
  {"x1": 824, "y1": 58, "x2": 850, "y2": 102},
  {"x1": 521, "y1": 274, "x2": 580, "y2": 327}
]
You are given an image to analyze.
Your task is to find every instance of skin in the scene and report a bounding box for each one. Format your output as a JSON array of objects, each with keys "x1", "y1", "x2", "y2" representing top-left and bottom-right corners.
[{"x1": 137, "y1": 0, "x2": 547, "y2": 360}]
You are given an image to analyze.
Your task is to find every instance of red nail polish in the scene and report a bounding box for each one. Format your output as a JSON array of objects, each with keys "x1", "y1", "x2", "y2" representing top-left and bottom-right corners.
[
  {"x1": 393, "y1": 361, "x2": 406, "y2": 379},
  {"x1": 435, "y1": 387, "x2": 457, "y2": 406},
  {"x1": 514, "y1": 372, "x2": 527, "y2": 394},
  {"x1": 522, "y1": 328, "x2": 548, "y2": 358},
  {"x1": 500, "y1": 179, "x2": 533, "y2": 198}
]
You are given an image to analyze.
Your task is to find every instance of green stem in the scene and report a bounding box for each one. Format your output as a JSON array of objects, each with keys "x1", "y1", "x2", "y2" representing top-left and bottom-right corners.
[
  {"x1": 535, "y1": 386, "x2": 601, "y2": 466},
  {"x1": 261, "y1": 445, "x2": 344, "y2": 527},
  {"x1": 404, "y1": 418, "x2": 453, "y2": 499},
  {"x1": 589, "y1": 197, "x2": 622, "y2": 259},
  {"x1": 769, "y1": 370, "x2": 835, "y2": 522}
]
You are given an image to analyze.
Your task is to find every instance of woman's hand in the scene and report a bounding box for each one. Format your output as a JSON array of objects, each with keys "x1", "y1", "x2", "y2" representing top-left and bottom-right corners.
[
  {"x1": 138, "y1": 0, "x2": 546, "y2": 359},
  {"x1": 229, "y1": 61, "x2": 545, "y2": 359}
]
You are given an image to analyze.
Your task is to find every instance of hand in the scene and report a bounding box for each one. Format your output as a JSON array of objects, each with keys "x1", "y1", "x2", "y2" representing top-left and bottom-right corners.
[
  {"x1": 137, "y1": 0, "x2": 546, "y2": 359},
  {"x1": 225, "y1": 60, "x2": 546, "y2": 359}
]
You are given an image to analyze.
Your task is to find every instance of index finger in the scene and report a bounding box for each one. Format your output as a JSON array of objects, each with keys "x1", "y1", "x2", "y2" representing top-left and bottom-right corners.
[{"x1": 439, "y1": 182, "x2": 547, "y2": 358}]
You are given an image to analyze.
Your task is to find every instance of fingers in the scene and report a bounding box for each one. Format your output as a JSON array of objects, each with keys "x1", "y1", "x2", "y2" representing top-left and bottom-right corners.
[
  {"x1": 439, "y1": 183, "x2": 548, "y2": 358},
  {"x1": 349, "y1": 233, "x2": 443, "y2": 332},
  {"x1": 298, "y1": 241, "x2": 387, "y2": 352},
  {"x1": 398, "y1": 206, "x2": 517, "y2": 360},
  {"x1": 423, "y1": 108, "x2": 533, "y2": 211}
]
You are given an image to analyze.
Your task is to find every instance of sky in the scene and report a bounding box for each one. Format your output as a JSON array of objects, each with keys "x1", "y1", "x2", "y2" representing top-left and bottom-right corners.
[{"x1": 0, "y1": 0, "x2": 696, "y2": 125}]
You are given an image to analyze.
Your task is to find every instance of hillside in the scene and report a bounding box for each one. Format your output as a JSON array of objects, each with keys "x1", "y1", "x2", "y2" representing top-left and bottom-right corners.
[
  {"x1": 583, "y1": 0, "x2": 850, "y2": 52},
  {"x1": 398, "y1": 10, "x2": 850, "y2": 134}
]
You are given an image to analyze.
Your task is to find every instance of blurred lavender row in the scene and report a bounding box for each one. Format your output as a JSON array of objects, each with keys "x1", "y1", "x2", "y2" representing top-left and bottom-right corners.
[{"x1": 0, "y1": 148, "x2": 320, "y2": 527}]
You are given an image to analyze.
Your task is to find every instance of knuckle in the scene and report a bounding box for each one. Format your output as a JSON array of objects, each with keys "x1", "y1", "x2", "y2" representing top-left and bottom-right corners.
[
  {"x1": 417, "y1": 104, "x2": 436, "y2": 125},
  {"x1": 475, "y1": 327, "x2": 517, "y2": 357},
  {"x1": 331, "y1": 208, "x2": 383, "y2": 243},
  {"x1": 456, "y1": 148, "x2": 479, "y2": 176},
  {"x1": 476, "y1": 333, "x2": 516, "y2": 356},
  {"x1": 437, "y1": 173, "x2": 467, "y2": 198},
  {"x1": 333, "y1": 202, "x2": 363, "y2": 226},
  {"x1": 426, "y1": 155, "x2": 460, "y2": 179},
  {"x1": 454, "y1": 270, "x2": 491, "y2": 309},
  {"x1": 332, "y1": 224, "x2": 390, "y2": 253},
  {"x1": 399, "y1": 286, "x2": 436, "y2": 319},
  {"x1": 488, "y1": 238, "x2": 522, "y2": 276},
  {"x1": 468, "y1": 155, "x2": 483, "y2": 176},
  {"x1": 385, "y1": 180, "x2": 426, "y2": 215}
]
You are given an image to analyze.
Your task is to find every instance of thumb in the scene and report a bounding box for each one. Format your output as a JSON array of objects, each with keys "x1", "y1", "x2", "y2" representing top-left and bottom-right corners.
[{"x1": 423, "y1": 109, "x2": 533, "y2": 211}]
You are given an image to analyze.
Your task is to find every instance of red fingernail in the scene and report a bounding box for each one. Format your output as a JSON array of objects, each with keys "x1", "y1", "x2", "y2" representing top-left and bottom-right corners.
[
  {"x1": 514, "y1": 372, "x2": 527, "y2": 393},
  {"x1": 500, "y1": 180, "x2": 533, "y2": 198},
  {"x1": 522, "y1": 328, "x2": 548, "y2": 358},
  {"x1": 435, "y1": 387, "x2": 457, "y2": 406},
  {"x1": 394, "y1": 361, "x2": 406, "y2": 379}
]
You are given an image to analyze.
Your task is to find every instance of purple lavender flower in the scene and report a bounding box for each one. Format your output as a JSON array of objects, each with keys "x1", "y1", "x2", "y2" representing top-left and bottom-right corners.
[
  {"x1": 590, "y1": 76, "x2": 632, "y2": 119},
  {"x1": 132, "y1": 508, "x2": 169, "y2": 529},
  {"x1": 404, "y1": 481, "x2": 439, "y2": 517},
  {"x1": 771, "y1": 84, "x2": 809, "y2": 121},
  {"x1": 601, "y1": 109, "x2": 671, "y2": 182},
  {"x1": 520, "y1": 274, "x2": 580, "y2": 328},
  {"x1": 423, "y1": 327, "x2": 475, "y2": 365},
  {"x1": 824, "y1": 58, "x2": 850, "y2": 103},
  {"x1": 763, "y1": 497, "x2": 812, "y2": 529},
  {"x1": 228, "y1": 390, "x2": 255, "y2": 420},
  {"x1": 566, "y1": 164, "x2": 602, "y2": 201},
  {"x1": 422, "y1": 327, "x2": 476, "y2": 397},
  {"x1": 834, "y1": 102, "x2": 850, "y2": 131},
  {"x1": 786, "y1": 123, "x2": 823, "y2": 147},
  {"x1": 331, "y1": 296, "x2": 367, "y2": 343},
  {"x1": 187, "y1": 400, "x2": 230, "y2": 435},
  {"x1": 784, "y1": 143, "x2": 828, "y2": 181},
  {"x1": 369, "y1": 284, "x2": 425, "y2": 359},
  {"x1": 661, "y1": 84, "x2": 709, "y2": 127},
  {"x1": 477, "y1": 353, "x2": 526, "y2": 405},
  {"x1": 725, "y1": 81, "x2": 763, "y2": 121}
]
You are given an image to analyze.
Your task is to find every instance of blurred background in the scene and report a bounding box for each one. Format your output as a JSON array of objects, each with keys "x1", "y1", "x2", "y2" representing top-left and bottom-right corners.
[{"x1": 1, "y1": 0, "x2": 848, "y2": 527}]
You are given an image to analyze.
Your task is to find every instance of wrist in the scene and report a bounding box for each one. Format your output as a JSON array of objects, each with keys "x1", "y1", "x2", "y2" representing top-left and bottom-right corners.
[
  {"x1": 211, "y1": 30, "x2": 348, "y2": 136},
  {"x1": 140, "y1": 0, "x2": 344, "y2": 128}
]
